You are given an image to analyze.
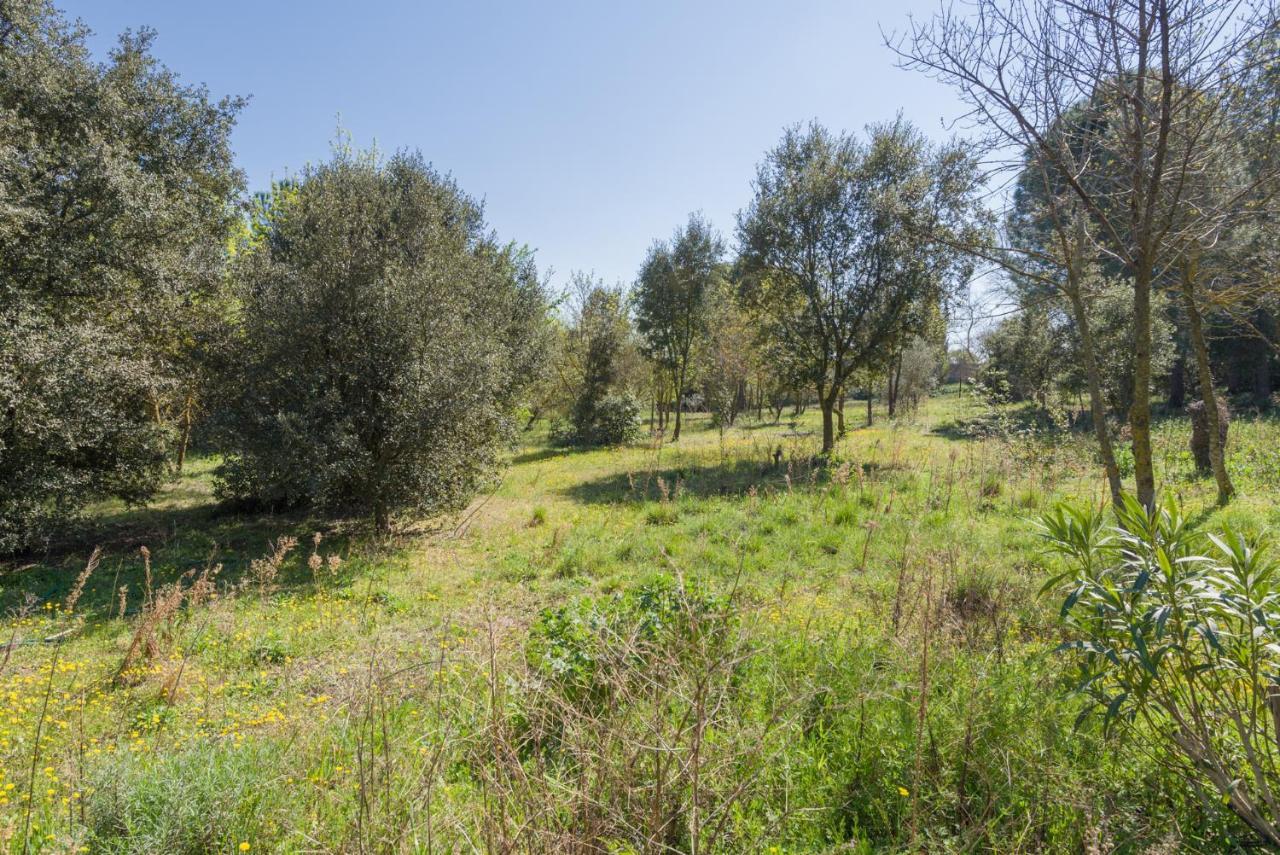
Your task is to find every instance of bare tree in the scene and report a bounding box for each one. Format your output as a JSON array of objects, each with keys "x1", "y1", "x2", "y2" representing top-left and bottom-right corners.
[{"x1": 893, "y1": 0, "x2": 1275, "y2": 507}]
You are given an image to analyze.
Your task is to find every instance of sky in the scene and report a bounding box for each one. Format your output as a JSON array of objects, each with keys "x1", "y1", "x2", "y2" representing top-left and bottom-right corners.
[{"x1": 60, "y1": 0, "x2": 973, "y2": 294}]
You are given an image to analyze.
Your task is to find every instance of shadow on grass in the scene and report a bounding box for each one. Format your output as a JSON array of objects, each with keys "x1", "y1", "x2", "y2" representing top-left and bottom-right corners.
[
  {"x1": 931, "y1": 402, "x2": 1077, "y2": 442},
  {"x1": 737, "y1": 419, "x2": 790, "y2": 431},
  {"x1": 509, "y1": 444, "x2": 603, "y2": 465},
  {"x1": 0, "y1": 498, "x2": 357, "y2": 625},
  {"x1": 563, "y1": 457, "x2": 840, "y2": 505},
  {"x1": 933, "y1": 399, "x2": 1230, "y2": 443}
]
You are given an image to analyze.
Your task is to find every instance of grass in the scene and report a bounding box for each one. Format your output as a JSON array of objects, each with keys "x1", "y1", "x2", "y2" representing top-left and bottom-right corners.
[{"x1": 0, "y1": 389, "x2": 1275, "y2": 852}]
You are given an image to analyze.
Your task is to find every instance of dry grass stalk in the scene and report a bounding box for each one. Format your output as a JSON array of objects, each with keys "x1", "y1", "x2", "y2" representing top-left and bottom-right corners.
[
  {"x1": 139, "y1": 545, "x2": 153, "y2": 609},
  {"x1": 910, "y1": 575, "x2": 934, "y2": 852},
  {"x1": 249, "y1": 535, "x2": 298, "y2": 595},
  {"x1": 63, "y1": 546, "x2": 101, "y2": 613},
  {"x1": 115, "y1": 582, "x2": 186, "y2": 685},
  {"x1": 186, "y1": 563, "x2": 222, "y2": 609}
]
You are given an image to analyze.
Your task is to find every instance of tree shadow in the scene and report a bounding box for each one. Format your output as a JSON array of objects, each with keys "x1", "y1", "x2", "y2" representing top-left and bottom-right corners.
[
  {"x1": 0, "y1": 498, "x2": 352, "y2": 625},
  {"x1": 931, "y1": 403, "x2": 1075, "y2": 441},
  {"x1": 510, "y1": 446, "x2": 572, "y2": 465},
  {"x1": 563, "y1": 455, "x2": 851, "y2": 505},
  {"x1": 506, "y1": 445, "x2": 601, "y2": 463}
]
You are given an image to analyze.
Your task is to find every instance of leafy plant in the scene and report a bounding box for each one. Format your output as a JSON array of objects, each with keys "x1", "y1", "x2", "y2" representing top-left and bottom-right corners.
[
  {"x1": 0, "y1": 4, "x2": 243, "y2": 554},
  {"x1": 1042, "y1": 494, "x2": 1280, "y2": 846},
  {"x1": 526, "y1": 575, "x2": 729, "y2": 700}
]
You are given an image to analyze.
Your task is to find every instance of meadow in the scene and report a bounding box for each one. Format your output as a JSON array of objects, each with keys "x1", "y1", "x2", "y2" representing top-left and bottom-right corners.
[{"x1": 2, "y1": 389, "x2": 1279, "y2": 853}]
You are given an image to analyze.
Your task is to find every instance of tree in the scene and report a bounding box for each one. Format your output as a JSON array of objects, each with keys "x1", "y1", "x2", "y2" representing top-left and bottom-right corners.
[
  {"x1": 983, "y1": 282, "x2": 1174, "y2": 413},
  {"x1": 1002, "y1": 123, "x2": 1129, "y2": 503},
  {"x1": 211, "y1": 147, "x2": 547, "y2": 531},
  {"x1": 979, "y1": 306, "x2": 1066, "y2": 407},
  {"x1": 888, "y1": 335, "x2": 946, "y2": 418},
  {"x1": 700, "y1": 275, "x2": 754, "y2": 432},
  {"x1": 885, "y1": 302, "x2": 947, "y2": 418},
  {"x1": 1171, "y1": 133, "x2": 1246, "y2": 503},
  {"x1": 634, "y1": 214, "x2": 724, "y2": 441},
  {"x1": 895, "y1": 0, "x2": 1276, "y2": 506},
  {"x1": 737, "y1": 119, "x2": 981, "y2": 453},
  {"x1": 0, "y1": 0, "x2": 243, "y2": 553},
  {"x1": 553, "y1": 274, "x2": 642, "y2": 446}
]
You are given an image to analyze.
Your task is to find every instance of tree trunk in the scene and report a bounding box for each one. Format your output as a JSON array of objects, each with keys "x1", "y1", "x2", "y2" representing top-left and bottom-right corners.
[
  {"x1": 176, "y1": 393, "x2": 195, "y2": 474},
  {"x1": 1181, "y1": 261, "x2": 1233, "y2": 504},
  {"x1": 1168, "y1": 346, "x2": 1186, "y2": 411},
  {"x1": 672, "y1": 367, "x2": 684, "y2": 441},
  {"x1": 1131, "y1": 266, "x2": 1156, "y2": 508},
  {"x1": 866, "y1": 392, "x2": 873, "y2": 427},
  {"x1": 836, "y1": 391, "x2": 845, "y2": 437},
  {"x1": 888, "y1": 354, "x2": 902, "y2": 418},
  {"x1": 1067, "y1": 290, "x2": 1124, "y2": 506},
  {"x1": 1253, "y1": 308, "x2": 1274, "y2": 407},
  {"x1": 820, "y1": 399, "x2": 835, "y2": 454}
]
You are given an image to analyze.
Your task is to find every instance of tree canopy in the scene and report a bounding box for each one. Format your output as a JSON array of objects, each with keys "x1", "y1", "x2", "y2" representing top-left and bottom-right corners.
[
  {"x1": 211, "y1": 148, "x2": 548, "y2": 530},
  {"x1": 633, "y1": 213, "x2": 724, "y2": 441},
  {"x1": 0, "y1": 0, "x2": 243, "y2": 552},
  {"x1": 737, "y1": 119, "x2": 982, "y2": 452}
]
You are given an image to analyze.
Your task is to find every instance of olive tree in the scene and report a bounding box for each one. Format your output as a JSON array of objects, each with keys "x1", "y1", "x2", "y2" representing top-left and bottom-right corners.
[
  {"x1": 737, "y1": 120, "x2": 981, "y2": 453},
  {"x1": 0, "y1": 0, "x2": 243, "y2": 553},
  {"x1": 700, "y1": 275, "x2": 754, "y2": 432},
  {"x1": 212, "y1": 148, "x2": 547, "y2": 531},
  {"x1": 633, "y1": 214, "x2": 724, "y2": 441}
]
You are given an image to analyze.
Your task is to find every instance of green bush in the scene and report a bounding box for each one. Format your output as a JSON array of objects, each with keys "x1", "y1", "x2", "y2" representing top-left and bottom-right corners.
[
  {"x1": 587, "y1": 392, "x2": 643, "y2": 445},
  {"x1": 211, "y1": 148, "x2": 548, "y2": 529},
  {"x1": 551, "y1": 391, "x2": 641, "y2": 447},
  {"x1": 526, "y1": 575, "x2": 728, "y2": 698},
  {"x1": 0, "y1": 3, "x2": 242, "y2": 553},
  {"x1": 0, "y1": 322, "x2": 172, "y2": 553}
]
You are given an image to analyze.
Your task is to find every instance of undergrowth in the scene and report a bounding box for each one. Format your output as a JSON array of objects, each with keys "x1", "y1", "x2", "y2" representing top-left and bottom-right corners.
[{"x1": 0, "y1": 390, "x2": 1272, "y2": 852}]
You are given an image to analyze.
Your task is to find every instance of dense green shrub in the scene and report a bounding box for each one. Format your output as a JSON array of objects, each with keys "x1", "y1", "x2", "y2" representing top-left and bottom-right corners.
[
  {"x1": 527, "y1": 574, "x2": 729, "y2": 695},
  {"x1": 0, "y1": 321, "x2": 173, "y2": 552},
  {"x1": 549, "y1": 280, "x2": 643, "y2": 447},
  {"x1": 552, "y1": 391, "x2": 641, "y2": 447},
  {"x1": 211, "y1": 148, "x2": 547, "y2": 529},
  {"x1": 0, "y1": 1, "x2": 243, "y2": 553}
]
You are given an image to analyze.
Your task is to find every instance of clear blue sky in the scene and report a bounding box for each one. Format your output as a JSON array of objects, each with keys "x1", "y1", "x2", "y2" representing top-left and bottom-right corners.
[{"x1": 62, "y1": 1, "x2": 970, "y2": 293}]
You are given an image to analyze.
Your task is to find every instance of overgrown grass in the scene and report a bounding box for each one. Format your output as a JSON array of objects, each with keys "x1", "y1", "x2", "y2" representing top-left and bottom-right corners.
[{"x1": 0, "y1": 390, "x2": 1273, "y2": 851}]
